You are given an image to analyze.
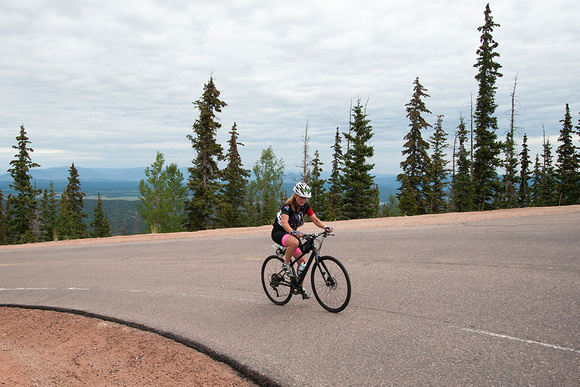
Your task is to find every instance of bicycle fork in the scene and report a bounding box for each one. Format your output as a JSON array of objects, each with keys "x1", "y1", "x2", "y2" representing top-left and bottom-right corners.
[{"x1": 314, "y1": 258, "x2": 335, "y2": 288}]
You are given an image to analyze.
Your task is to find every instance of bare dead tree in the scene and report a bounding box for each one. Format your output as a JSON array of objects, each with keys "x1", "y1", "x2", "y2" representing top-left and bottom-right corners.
[{"x1": 295, "y1": 120, "x2": 311, "y2": 183}]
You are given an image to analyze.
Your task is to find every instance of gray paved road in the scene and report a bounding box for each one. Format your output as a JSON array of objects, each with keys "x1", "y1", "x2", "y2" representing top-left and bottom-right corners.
[{"x1": 1, "y1": 212, "x2": 579, "y2": 385}]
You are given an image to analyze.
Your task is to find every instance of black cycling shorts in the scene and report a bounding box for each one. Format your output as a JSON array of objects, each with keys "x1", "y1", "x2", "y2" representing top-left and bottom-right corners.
[{"x1": 271, "y1": 228, "x2": 289, "y2": 245}]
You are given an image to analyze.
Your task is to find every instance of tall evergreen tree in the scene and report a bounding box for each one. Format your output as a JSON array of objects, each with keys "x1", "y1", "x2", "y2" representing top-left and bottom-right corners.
[
  {"x1": 472, "y1": 3, "x2": 503, "y2": 210},
  {"x1": 57, "y1": 188, "x2": 74, "y2": 239},
  {"x1": 397, "y1": 77, "x2": 432, "y2": 216},
  {"x1": 539, "y1": 136, "x2": 558, "y2": 206},
  {"x1": 501, "y1": 77, "x2": 520, "y2": 208},
  {"x1": 38, "y1": 182, "x2": 59, "y2": 242},
  {"x1": 218, "y1": 122, "x2": 250, "y2": 228},
  {"x1": 518, "y1": 134, "x2": 532, "y2": 207},
  {"x1": 308, "y1": 149, "x2": 328, "y2": 219},
  {"x1": 185, "y1": 76, "x2": 227, "y2": 231},
  {"x1": 555, "y1": 104, "x2": 580, "y2": 205},
  {"x1": 248, "y1": 146, "x2": 285, "y2": 226},
  {"x1": 501, "y1": 132, "x2": 519, "y2": 208},
  {"x1": 341, "y1": 99, "x2": 379, "y2": 219},
  {"x1": 6, "y1": 125, "x2": 41, "y2": 244},
  {"x1": 326, "y1": 127, "x2": 343, "y2": 220},
  {"x1": 58, "y1": 163, "x2": 87, "y2": 239},
  {"x1": 530, "y1": 154, "x2": 542, "y2": 206},
  {"x1": 428, "y1": 115, "x2": 449, "y2": 213},
  {"x1": 90, "y1": 193, "x2": 111, "y2": 238},
  {"x1": 451, "y1": 115, "x2": 474, "y2": 212},
  {"x1": 577, "y1": 112, "x2": 580, "y2": 199},
  {"x1": 0, "y1": 189, "x2": 7, "y2": 245}
]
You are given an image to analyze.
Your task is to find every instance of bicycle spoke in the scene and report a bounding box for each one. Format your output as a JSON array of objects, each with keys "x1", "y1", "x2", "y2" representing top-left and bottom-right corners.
[
  {"x1": 261, "y1": 255, "x2": 293, "y2": 305},
  {"x1": 311, "y1": 256, "x2": 351, "y2": 313}
]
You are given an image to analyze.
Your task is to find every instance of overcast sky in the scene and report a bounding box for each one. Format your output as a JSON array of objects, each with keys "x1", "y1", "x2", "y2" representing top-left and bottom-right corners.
[{"x1": 1, "y1": 0, "x2": 578, "y2": 176}]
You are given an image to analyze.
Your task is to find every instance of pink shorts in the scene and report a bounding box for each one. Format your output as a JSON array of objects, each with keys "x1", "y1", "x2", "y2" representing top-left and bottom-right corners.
[{"x1": 281, "y1": 234, "x2": 302, "y2": 258}]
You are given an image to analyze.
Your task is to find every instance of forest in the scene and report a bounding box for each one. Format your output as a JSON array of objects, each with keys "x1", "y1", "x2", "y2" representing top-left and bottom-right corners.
[{"x1": 1, "y1": 4, "x2": 578, "y2": 244}]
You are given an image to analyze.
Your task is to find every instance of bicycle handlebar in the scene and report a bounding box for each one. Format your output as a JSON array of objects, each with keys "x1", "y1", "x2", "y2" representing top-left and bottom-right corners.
[{"x1": 300, "y1": 230, "x2": 334, "y2": 240}]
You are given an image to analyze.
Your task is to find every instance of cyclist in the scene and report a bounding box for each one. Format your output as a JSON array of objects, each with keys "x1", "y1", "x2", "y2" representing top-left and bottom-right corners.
[{"x1": 271, "y1": 182, "x2": 333, "y2": 299}]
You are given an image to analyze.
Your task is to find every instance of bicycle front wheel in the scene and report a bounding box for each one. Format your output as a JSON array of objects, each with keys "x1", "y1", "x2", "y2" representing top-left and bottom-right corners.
[
  {"x1": 261, "y1": 255, "x2": 293, "y2": 305},
  {"x1": 311, "y1": 255, "x2": 351, "y2": 313}
]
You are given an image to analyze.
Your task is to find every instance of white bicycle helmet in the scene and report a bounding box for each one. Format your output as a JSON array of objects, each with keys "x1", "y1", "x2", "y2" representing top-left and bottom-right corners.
[{"x1": 293, "y1": 182, "x2": 312, "y2": 198}]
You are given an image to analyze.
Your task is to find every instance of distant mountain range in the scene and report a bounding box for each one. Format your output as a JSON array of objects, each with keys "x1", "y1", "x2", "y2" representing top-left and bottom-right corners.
[
  {"x1": 0, "y1": 166, "x2": 399, "y2": 184},
  {"x1": 0, "y1": 166, "x2": 148, "y2": 182}
]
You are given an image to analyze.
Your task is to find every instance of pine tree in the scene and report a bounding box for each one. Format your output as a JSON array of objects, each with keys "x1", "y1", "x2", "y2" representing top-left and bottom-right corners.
[
  {"x1": 501, "y1": 77, "x2": 520, "y2": 208},
  {"x1": 397, "y1": 77, "x2": 432, "y2": 216},
  {"x1": 326, "y1": 127, "x2": 343, "y2": 220},
  {"x1": 451, "y1": 115, "x2": 474, "y2": 211},
  {"x1": 501, "y1": 132, "x2": 519, "y2": 208},
  {"x1": 472, "y1": 3, "x2": 503, "y2": 210},
  {"x1": 530, "y1": 154, "x2": 542, "y2": 206},
  {"x1": 539, "y1": 136, "x2": 558, "y2": 206},
  {"x1": 341, "y1": 99, "x2": 379, "y2": 219},
  {"x1": 90, "y1": 193, "x2": 111, "y2": 238},
  {"x1": 428, "y1": 115, "x2": 449, "y2": 213},
  {"x1": 38, "y1": 182, "x2": 59, "y2": 241},
  {"x1": 0, "y1": 189, "x2": 7, "y2": 245},
  {"x1": 57, "y1": 187, "x2": 74, "y2": 239},
  {"x1": 218, "y1": 122, "x2": 250, "y2": 228},
  {"x1": 555, "y1": 104, "x2": 580, "y2": 205},
  {"x1": 58, "y1": 163, "x2": 87, "y2": 239},
  {"x1": 577, "y1": 112, "x2": 580, "y2": 200},
  {"x1": 518, "y1": 134, "x2": 532, "y2": 207},
  {"x1": 185, "y1": 76, "x2": 227, "y2": 231},
  {"x1": 138, "y1": 152, "x2": 187, "y2": 233},
  {"x1": 308, "y1": 149, "x2": 328, "y2": 219},
  {"x1": 6, "y1": 125, "x2": 41, "y2": 244}
]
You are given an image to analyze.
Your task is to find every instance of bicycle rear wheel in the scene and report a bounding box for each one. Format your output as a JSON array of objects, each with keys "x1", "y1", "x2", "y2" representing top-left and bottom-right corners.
[
  {"x1": 311, "y1": 255, "x2": 351, "y2": 313},
  {"x1": 261, "y1": 255, "x2": 293, "y2": 305}
]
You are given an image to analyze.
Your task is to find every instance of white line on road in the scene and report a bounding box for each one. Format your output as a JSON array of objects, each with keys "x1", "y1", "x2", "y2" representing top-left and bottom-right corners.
[{"x1": 451, "y1": 326, "x2": 580, "y2": 354}]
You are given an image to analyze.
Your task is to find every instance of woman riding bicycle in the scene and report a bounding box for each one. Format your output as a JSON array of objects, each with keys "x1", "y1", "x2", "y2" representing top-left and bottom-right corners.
[{"x1": 271, "y1": 182, "x2": 333, "y2": 299}]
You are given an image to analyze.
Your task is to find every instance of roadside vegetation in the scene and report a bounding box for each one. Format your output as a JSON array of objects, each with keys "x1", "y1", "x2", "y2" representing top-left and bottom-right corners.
[{"x1": 1, "y1": 4, "x2": 578, "y2": 244}]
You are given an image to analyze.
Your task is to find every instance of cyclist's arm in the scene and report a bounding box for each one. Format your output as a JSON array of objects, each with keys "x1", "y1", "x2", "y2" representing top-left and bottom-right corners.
[{"x1": 308, "y1": 213, "x2": 329, "y2": 230}]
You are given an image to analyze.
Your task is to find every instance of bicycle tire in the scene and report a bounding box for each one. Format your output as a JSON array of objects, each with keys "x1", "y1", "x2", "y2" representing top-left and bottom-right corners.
[
  {"x1": 261, "y1": 255, "x2": 293, "y2": 305},
  {"x1": 311, "y1": 255, "x2": 351, "y2": 313}
]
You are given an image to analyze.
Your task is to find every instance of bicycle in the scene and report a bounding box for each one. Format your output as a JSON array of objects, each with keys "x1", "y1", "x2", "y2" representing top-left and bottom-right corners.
[{"x1": 261, "y1": 230, "x2": 351, "y2": 313}]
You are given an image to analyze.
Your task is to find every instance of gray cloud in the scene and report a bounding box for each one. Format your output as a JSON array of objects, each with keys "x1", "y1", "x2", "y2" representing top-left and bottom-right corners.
[{"x1": 1, "y1": 0, "x2": 578, "y2": 175}]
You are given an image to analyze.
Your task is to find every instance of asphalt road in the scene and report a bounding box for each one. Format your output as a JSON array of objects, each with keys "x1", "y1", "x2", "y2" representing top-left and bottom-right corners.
[{"x1": 1, "y1": 211, "x2": 579, "y2": 386}]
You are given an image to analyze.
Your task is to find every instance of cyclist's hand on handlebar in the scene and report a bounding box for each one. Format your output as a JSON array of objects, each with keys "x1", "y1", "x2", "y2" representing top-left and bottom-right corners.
[
  {"x1": 324, "y1": 226, "x2": 333, "y2": 232},
  {"x1": 290, "y1": 230, "x2": 303, "y2": 238}
]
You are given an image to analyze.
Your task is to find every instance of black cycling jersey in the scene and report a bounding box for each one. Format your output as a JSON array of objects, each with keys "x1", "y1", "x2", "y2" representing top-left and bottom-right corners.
[{"x1": 272, "y1": 202, "x2": 314, "y2": 232}]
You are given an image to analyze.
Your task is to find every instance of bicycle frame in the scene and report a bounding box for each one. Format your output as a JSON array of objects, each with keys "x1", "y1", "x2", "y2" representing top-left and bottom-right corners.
[{"x1": 276, "y1": 232, "x2": 331, "y2": 293}]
